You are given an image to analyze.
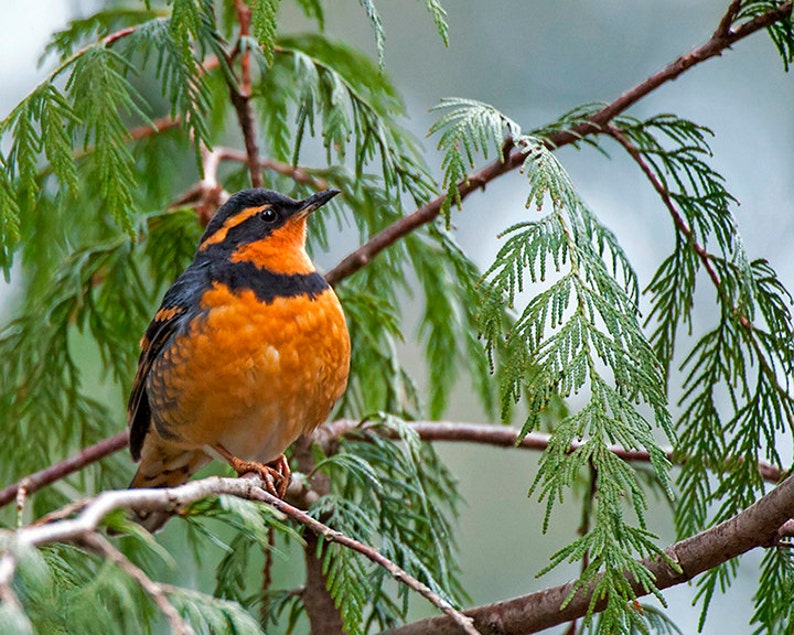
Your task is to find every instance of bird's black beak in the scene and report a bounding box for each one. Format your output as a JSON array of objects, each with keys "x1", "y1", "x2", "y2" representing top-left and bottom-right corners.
[{"x1": 294, "y1": 189, "x2": 340, "y2": 218}]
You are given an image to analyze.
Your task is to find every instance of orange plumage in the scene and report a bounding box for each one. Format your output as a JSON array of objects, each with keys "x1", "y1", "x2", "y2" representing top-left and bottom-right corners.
[{"x1": 127, "y1": 188, "x2": 350, "y2": 531}]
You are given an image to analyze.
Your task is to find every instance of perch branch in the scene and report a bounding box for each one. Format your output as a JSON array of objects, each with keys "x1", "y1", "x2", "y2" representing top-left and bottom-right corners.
[
  {"x1": 4, "y1": 461, "x2": 794, "y2": 635},
  {"x1": 0, "y1": 474, "x2": 478, "y2": 635}
]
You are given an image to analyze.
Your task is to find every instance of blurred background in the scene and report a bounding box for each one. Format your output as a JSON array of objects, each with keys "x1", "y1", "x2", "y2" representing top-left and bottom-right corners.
[{"x1": 2, "y1": 1, "x2": 793, "y2": 632}]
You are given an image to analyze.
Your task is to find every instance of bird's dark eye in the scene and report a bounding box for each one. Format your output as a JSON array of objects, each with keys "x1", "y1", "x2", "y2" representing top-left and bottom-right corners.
[{"x1": 260, "y1": 209, "x2": 278, "y2": 224}]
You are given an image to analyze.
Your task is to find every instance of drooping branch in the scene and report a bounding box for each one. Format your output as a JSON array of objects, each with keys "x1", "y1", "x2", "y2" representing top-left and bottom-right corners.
[
  {"x1": 387, "y1": 470, "x2": 794, "y2": 635},
  {"x1": 604, "y1": 126, "x2": 724, "y2": 299},
  {"x1": 606, "y1": 123, "x2": 794, "y2": 433},
  {"x1": 325, "y1": 2, "x2": 793, "y2": 285},
  {"x1": 0, "y1": 473, "x2": 478, "y2": 635}
]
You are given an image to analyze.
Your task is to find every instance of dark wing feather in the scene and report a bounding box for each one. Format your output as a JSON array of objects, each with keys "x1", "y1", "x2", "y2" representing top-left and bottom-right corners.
[{"x1": 128, "y1": 265, "x2": 208, "y2": 461}]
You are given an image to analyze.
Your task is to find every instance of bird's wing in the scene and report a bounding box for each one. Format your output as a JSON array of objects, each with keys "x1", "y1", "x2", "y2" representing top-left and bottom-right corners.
[{"x1": 128, "y1": 267, "x2": 206, "y2": 461}]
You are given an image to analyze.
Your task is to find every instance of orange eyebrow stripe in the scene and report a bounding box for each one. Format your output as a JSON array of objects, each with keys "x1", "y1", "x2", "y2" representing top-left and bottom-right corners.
[{"x1": 199, "y1": 205, "x2": 269, "y2": 250}]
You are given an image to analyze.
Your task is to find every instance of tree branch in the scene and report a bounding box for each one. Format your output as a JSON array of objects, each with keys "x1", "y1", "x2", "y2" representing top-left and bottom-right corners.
[
  {"x1": 317, "y1": 420, "x2": 785, "y2": 484},
  {"x1": 0, "y1": 421, "x2": 783, "y2": 511},
  {"x1": 0, "y1": 474, "x2": 478, "y2": 635},
  {"x1": 325, "y1": 2, "x2": 793, "y2": 286},
  {"x1": 227, "y1": 1, "x2": 262, "y2": 189},
  {"x1": 387, "y1": 470, "x2": 794, "y2": 635},
  {"x1": 0, "y1": 432, "x2": 129, "y2": 508}
]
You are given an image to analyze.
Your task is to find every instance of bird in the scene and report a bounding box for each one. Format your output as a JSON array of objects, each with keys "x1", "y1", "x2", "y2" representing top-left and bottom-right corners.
[{"x1": 126, "y1": 187, "x2": 351, "y2": 531}]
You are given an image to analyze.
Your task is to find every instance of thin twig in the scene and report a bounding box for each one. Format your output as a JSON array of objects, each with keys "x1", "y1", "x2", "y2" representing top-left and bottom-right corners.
[
  {"x1": 227, "y1": 1, "x2": 263, "y2": 188},
  {"x1": 0, "y1": 421, "x2": 784, "y2": 512},
  {"x1": 215, "y1": 146, "x2": 330, "y2": 191},
  {"x1": 250, "y1": 486, "x2": 480, "y2": 635},
  {"x1": 324, "y1": 2, "x2": 793, "y2": 285},
  {"x1": 715, "y1": 0, "x2": 744, "y2": 38},
  {"x1": 81, "y1": 534, "x2": 195, "y2": 635},
  {"x1": 260, "y1": 526, "x2": 275, "y2": 627},
  {"x1": 0, "y1": 432, "x2": 129, "y2": 508}
]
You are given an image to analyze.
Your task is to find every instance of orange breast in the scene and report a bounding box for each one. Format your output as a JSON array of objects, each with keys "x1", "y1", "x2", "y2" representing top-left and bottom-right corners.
[{"x1": 146, "y1": 283, "x2": 351, "y2": 462}]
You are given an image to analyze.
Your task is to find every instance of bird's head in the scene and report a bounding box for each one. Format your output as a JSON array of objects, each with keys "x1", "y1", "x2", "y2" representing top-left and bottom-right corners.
[{"x1": 197, "y1": 188, "x2": 340, "y2": 274}]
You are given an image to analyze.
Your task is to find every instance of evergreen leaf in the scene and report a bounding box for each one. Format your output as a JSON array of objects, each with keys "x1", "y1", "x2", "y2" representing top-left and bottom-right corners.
[
  {"x1": 250, "y1": 0, "x2": 281, "y2": 64},
  {"x1": 429, "y1": 98, "x2": 521, "y2": 221}
]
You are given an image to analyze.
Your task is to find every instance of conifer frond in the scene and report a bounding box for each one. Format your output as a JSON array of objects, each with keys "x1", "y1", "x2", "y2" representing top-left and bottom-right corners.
[
  {"x1": 67, "y1": 46, "x2": 148, "y2": 234},
  {"x1": 124, "y1": 8, "x2": 217, "y2": 156},
  {"x1": 472, "y1": 101, "x2": 673, "y2": 631},
  {"x1": 424, "y1": 0, "x2": 450, "y2": 46},
  {"x1": 586, "y1": 603, "x2": 683, "y2": 635},
  {"x1": 311, "y1": 415, "x2": 464, "y2": 630},
  {"x1": 0, "y1": 153, "x2": 21, "y2": 274},
  {"x1": 357, "y1": 0, "x2": 386, "y2": 66},
  {"x1": 531, "y1": 102, "x2": 605, "y2": 151},
  {"x1": 264, "y1": 34, "x2": 434, "y2": 202},
  {"x1": 608, "y1": 114, "x2": 794, "y2": 626},
  {"x1": 0, "y1": 237, "x2": 144, "y2": 498},
  {"x1": 430, "y1": 97, "x2": 521, "y2": 219},
  {"x1": 739, "y1": 1, "x2": 794, "y2": 70},
  {"x1": 169, "y1": 587, "x2": 264, "y2": 634},
  {"x1": 42, "y1": 7, "x2": 164, "y2": 63},
  {"x1": 409, "y1": 228, "x2": 497, "y2": 417},
  {"x1": 250, "y1": 0, "x2": 281, "y2": 64},
  {"x1": 751, "y1": 548, "x2": 794, "y2": 634},
  {"x1": 295, "y1": 0, "x2": 325, "y2": 28},
  {"x1": 335, "y1": 287, "x2": 419, "y2": 417}
]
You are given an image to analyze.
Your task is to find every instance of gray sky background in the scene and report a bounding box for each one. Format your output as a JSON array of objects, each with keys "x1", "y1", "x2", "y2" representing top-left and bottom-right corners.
[{"x1": 2, "y1": 2, "x2": 793, "y2": 633}]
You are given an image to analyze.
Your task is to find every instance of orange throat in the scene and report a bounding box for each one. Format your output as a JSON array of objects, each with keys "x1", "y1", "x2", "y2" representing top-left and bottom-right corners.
[{"x1": 230, "y1": 216, "x2": 315, "y2": 274}]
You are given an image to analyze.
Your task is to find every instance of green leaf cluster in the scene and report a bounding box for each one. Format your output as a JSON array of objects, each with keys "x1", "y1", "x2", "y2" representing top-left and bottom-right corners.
[
  {"x1": 431, "y1": 98, "x2": 675, "y2": 632},
  {"x1": 607, "y1": 114, "x2": 794, "y2": 629},
  {"x1": 306, "y1": 415, "x2": 465, "y2": 633}
]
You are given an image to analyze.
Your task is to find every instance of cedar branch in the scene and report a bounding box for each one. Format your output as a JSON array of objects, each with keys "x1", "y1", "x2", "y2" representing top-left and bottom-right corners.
[
  {"x1": 227, "y1": 0, "x2": 262, "y2": 189},
  {"x1": 0, "y1": 421, "x2": 783, "y2": 510},
  {"x1": 606, "y1": 123, "x2": 794, "y2": 433},
  {"x1": 386, "y1": 470, "x2": 794, "y2": 635},
  {"x1": 0, "y1": 474, "x2": 478, "y2": 635},
  {"x1": 324, "y1": 1, "x2": 793, "y2": 285}
]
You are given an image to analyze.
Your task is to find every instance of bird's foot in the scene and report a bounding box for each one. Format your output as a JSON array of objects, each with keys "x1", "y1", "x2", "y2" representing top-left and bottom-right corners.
[{"x1": 213, "y1": 445, "x2": 290, "y2": 498}]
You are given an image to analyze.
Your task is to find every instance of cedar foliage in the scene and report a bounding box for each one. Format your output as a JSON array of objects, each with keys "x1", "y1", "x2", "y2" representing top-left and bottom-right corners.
[{"x1": 1, "y1": 1, "x2": 793, "y2": 634}]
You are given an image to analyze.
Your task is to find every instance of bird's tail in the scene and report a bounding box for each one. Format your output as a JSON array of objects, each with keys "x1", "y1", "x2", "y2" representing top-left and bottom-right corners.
[{"x1": 128, "y1": 449, "x2": 210, "y2": 533}]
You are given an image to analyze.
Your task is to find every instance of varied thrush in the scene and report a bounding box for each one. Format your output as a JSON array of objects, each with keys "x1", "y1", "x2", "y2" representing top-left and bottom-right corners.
[{"x1": 127, "y1": 188, "x2": 350, "y2": 531}]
